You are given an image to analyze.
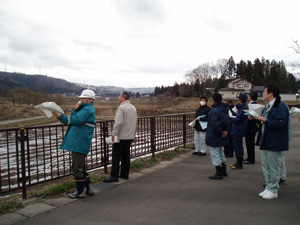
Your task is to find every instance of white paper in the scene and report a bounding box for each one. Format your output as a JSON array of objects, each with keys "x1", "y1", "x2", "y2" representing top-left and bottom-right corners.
[
  {"x1": 105, "y1": 136, "x2": 120, "y2": 144},
  {"x1": 228, "y1": 110, "x2": 236, "y2": 118},
  {"x1": 248, "y1": 104, "x2": 265, "y2": 116},
  {"x1": 34, "y1": 102, "x2": 64, "y2": 118},
  {"x1": 188, "y1": 115, "x2": 205, "y2": 128},
  {"x1": 290, "y1": 107, "x2": 300, "y2": 115},
  {"x1": 244, "y1": 110, "x2": 260, "y2": 119},
  {"x1": 232, "y1": 106, "x2": 238, "y2": 114},
  {"x1": 199, "y1": 121, "x2": 207, "y2": 129}
]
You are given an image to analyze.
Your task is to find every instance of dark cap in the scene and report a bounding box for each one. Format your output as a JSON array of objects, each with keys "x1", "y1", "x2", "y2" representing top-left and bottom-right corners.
[{"x1": 238, "y1": 93, "x2": 248, "y2": 102}]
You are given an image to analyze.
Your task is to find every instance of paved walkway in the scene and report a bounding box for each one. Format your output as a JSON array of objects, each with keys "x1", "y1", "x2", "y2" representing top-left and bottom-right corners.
[{"x1": 1, "y1": 117, "x2": 300, "y2": 225}]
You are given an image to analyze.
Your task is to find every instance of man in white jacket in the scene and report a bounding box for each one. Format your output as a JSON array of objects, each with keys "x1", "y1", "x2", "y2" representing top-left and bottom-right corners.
[{"x1": 104, "y1": 92, "x2": 137, "y2": 182}]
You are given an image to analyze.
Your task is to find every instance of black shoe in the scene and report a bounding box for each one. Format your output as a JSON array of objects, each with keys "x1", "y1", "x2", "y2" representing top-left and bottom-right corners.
[
  {"x1": 221, "y1": 163, "x2": 228, "y2": 177},
  {"x1": 192, "y1": 152, "x2": 200, "y2": 155},
  {"x1": 279, "y1": 179, "x2": 287, "y2": 184},
  {"x1": 198, "y1": 152, "x2": 206, "y2": 156},
  {"x1": 244, "y1": 160, "x2": 254, "y2": 164},
  {"x1": 209, "y1": 166, "x2": 223, "y2": 179},
  {"x1": 103, "y1": 177, "x2": 119, "y2": 183},
  {"x1": 119, "y1": 175, "x2": 129, "y2": 180}
]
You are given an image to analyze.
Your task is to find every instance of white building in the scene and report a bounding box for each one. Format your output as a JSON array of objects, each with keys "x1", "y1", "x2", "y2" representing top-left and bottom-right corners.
[{"x1": 219, "y1": 78, "x2": 253, "y2": 99}]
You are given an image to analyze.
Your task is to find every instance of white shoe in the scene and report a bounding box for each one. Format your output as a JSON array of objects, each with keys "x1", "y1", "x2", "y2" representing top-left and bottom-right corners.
[
  {"x1": 262, "y1": 191, "x2": 278, "y2": 200},
  {"x1": 259, "y1": 190, "x2": 268, "y2": 197}
]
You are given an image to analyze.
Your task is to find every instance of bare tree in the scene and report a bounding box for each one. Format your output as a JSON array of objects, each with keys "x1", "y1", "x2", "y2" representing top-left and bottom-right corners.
[
  {"x1": 290, "y1": 39, "x2": 300, "y2": 54},
  {"x1": 216, "y1": 59, "x2": 228, "y2": 78},
  {"x1": 289, "y1": 39, "x2": 300, "y2": 69}
]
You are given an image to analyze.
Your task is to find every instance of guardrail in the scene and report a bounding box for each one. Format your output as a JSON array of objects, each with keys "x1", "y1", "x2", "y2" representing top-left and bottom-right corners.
[{"x1": 0, "y1": 113, "x2": 194, "y2": 198}]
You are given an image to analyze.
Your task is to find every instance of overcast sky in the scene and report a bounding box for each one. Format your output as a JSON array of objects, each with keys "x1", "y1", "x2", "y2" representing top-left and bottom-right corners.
[{"x1": 1, "y1": 0, "x2": 300, "y2": 88}]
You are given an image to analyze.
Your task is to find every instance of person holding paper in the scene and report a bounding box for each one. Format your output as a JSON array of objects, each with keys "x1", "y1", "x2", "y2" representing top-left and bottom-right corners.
[
  {"x1": 256, "y1": 84, "x2": 289, "y2": 200},
  {"x1": 52, "y1": 89, "x2": 96, "y2": 198},
  {"x1": 244, "y1": 92, "x2": 258, "y2": 164},
  {"x1": 224, "y1": 99, "x2": 235, "y2": 158},
  {"x1": 229, "y1": 94, "x2": 248, "y2": 170},
  {"x1": 192, "y1": 96, "x2": 211, "y2": 156},
  {"x1": 104, "y1": 92, "x2": 137, "y2": 183},
  {"x1": 205, "y1": 93, "x2": 230, "y2": 179}
]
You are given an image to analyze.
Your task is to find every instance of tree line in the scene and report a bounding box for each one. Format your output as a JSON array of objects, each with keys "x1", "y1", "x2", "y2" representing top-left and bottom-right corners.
[
  {"x1": 154, "y1": 56, "x2": 298, "y2": 98},
  {"x1": 7, "y1": 87, "x2": 65, "y2": 105}
]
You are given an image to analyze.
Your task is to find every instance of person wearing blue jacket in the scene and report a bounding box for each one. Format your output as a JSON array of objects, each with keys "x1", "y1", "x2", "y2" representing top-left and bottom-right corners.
[
  {"x1": 205, "y1": 93, "x2": 230, "y2": 179},
  {"x1": 52, "y1": 89, "x2": 96, "y2": 198},
  {"x1": 256, "y1": 84, "x2": 289, "y2": 200},
  {"x1": 229, "y1": 94, "x2": 248, "y2": 170}
]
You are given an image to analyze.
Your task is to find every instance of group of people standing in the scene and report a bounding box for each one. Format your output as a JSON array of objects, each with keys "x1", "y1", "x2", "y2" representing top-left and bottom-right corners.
[
  {"x1": 52, "y1": 90, "x2": 137, "y2": 198},
  {"x1": 192, "y1": 83, "x2": 290, "y2": 200},
  {"x1": 52, "y1": 83, "x2": 289, "y2": 201}
]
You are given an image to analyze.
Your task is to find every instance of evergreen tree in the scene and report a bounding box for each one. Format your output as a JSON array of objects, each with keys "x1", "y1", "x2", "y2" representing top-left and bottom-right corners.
[
  {"x1": 172, "y1": 82, "x2": 180, "y2": 97},
  {"x1": 236, "y1": 60, "x2": 247, "y2": 79},
  {"x1": 193, "y1": 78, "x2": 200, "y2": 97},
  {"x1": 252, "y1": 58, "x2": 264, "y2": 85},
  {"x1": 223, "y1": 56, "x2": 236, "y2": 79},
  {"x1": 245, "y1": 60, "x2": 253, "y2": 82}
]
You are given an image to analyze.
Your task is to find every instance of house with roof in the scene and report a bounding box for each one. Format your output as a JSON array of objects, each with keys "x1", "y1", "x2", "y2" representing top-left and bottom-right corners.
[{"x1": 219, "y1": 78, "x2": 264, "y2": 99}]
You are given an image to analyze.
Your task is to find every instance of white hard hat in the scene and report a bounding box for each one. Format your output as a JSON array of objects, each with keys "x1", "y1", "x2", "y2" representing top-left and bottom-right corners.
[{"x1": 79, "y1": 90, "x2": 96, "y2": 99}]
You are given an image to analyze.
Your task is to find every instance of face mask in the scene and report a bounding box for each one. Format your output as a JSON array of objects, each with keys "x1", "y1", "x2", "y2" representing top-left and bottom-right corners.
[{"x1": 200, "y1": 101, "x2": 205, "y2": 106}]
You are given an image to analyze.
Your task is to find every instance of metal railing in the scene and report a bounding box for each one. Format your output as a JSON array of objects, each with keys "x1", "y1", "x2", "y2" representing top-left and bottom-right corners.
[{"x1": 0, "y1": 113, "x2": 194, "y2": 198}]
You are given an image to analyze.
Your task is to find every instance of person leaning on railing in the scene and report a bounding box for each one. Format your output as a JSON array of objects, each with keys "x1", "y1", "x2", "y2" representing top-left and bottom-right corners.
[{"x1": 52, "y1": 89, "x2": 96, "y2": 198}]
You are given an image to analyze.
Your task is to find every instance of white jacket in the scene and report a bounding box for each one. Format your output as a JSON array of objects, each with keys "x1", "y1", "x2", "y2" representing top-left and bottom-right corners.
[{"x1": 112, "y1": 100, "x2": 137, "y2": 140}]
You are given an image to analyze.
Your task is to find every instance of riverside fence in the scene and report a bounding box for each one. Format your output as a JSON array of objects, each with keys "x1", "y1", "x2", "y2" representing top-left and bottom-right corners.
[{"x1": 0, "y1": 113, "x2": 194, "y2": 198}]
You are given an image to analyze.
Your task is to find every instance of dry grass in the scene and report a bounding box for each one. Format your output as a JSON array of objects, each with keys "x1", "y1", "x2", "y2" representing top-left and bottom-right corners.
[
  {"x1": 0, "y1": 97, "x2": 198, "y2": 128},
  {"x1": 1, "y1": 96, "x2": 299, "y2": 128}
]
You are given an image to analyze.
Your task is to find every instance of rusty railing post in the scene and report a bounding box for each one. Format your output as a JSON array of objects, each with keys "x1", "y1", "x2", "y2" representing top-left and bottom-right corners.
[
  {"x1": 19, "y1": 128, "x2": 27, "y2": 199},
  {"x1": 102, "y1": 121, "x2": 109, "y2": 174},
  {"x1": 183, "y1": 114, "x2": 187, "y2": 148},
  {"x1": 150, "y1": 117, "x2": 156, "y2": 158}
]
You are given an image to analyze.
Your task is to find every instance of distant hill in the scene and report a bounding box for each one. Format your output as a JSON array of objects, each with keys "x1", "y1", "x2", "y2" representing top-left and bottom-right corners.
[
  {"x1": 0, "y1": 72, "x2": 155, "y2": 97},
  {"x1": 0, "y1": 72, "x2": 84, "y2": 96}
]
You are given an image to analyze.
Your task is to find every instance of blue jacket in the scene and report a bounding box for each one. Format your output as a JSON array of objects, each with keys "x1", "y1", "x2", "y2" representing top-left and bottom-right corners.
[
  {"x1": 230, "y1": 102, "x2": 248, "y2": 137},
  {"x1": 59, "y1": 102, "x2": 96, "y2": 154},
  {"x1": 205, "y1": 102, "x2": 230, "y2": 147},
  {"x1": 256, "y1": 99, "x2": 289, "y2": 152}
]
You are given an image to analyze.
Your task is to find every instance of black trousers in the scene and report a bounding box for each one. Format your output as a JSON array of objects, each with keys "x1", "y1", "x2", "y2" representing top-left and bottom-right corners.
[
  {"x1": 224, "y1": 134, "x2": 234, "y2": 157},
  {"x1": 245, "y1": 132, "x2": 256, "y2": 163},
  {"x1": 72, "y1": 151, "x2": 88, "y2": 180},
  {"x1": 110, "y1": 140, "x2": 133, "y2": 178}
]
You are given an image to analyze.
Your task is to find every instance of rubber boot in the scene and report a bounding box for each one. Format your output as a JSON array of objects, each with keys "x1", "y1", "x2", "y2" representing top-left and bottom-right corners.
[
  {"x1": 69, "y1": 180, "x2": 86, "y2": 198},
  {"x1": 231, "y1": 155, "x2": 243, "y2": 170},
  {"x1": 209, "y1": 166, "x2": 223, "y2": 179},
  {"x1": 221, "y1": 162, "x2": 228, "y2": 177},
  {"x1": 85, "y1": 176, "x2": 95, "y2": 196},
  {"x1": 229, "y1": 156, "x2": 238, "y2": 169}
]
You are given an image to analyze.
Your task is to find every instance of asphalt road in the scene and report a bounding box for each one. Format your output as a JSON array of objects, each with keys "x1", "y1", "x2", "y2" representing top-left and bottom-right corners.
[{"x1": 13, "y1": 116, "x2": 300, "y2": 225}]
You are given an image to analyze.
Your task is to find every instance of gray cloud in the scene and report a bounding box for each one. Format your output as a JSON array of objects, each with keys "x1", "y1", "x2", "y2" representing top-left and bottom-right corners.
[
  {"x1": 0, "y1": 9, "x2": 90, "y2": 71},
  {"x1": 202, "y1": 12, "x2": 232, "y2": 33},
  {"x1": 113, "y1": 0, "x2": 167, "y2": 22},
  {"x1": 112, "y1": 0, "x2": 168, "y2": 39}
]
